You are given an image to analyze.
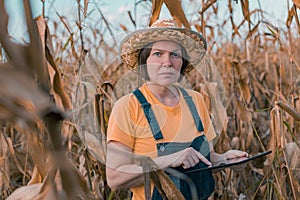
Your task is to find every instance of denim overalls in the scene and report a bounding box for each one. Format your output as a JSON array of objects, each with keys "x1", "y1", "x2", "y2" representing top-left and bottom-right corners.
[{"x1": 133, "y1": 88, "x2": 215, "y2": 200}]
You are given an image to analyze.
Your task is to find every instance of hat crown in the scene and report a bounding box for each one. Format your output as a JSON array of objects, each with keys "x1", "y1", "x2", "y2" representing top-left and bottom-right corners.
[{"x1": 150, "y1": 19, "x2": 178, "y2": 28}]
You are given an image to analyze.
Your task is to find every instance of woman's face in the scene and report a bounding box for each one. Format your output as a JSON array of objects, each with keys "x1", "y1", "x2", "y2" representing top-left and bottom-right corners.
[{"x1": 146, "y1": 41, "x2": 183, "y2": 85}]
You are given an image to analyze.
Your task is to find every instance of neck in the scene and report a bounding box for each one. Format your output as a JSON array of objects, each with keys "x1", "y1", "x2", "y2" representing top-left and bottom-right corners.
[{"x1": 146, "y1": 82, "x2": 180, "y2": 106}]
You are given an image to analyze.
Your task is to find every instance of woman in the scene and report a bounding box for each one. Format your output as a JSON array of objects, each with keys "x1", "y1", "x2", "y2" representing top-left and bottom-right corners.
[{"x1": 106, "y1": 19, "x2": 247, "y2": 200}]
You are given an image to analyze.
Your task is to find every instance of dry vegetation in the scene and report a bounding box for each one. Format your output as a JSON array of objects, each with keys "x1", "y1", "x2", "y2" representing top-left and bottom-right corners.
[{"x1": 0, "y1": 0, "x2": 299, "y2": 199}]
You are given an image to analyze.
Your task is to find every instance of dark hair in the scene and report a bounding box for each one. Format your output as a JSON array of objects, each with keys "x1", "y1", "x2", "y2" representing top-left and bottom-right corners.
[{"x1": 137, "y1": 42, "x2": 190, "y2": 82}]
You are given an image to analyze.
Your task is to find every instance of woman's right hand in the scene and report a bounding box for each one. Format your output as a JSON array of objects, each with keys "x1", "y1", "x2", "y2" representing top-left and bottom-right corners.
[{"x1": 166, "y1": 147, "x2": 212, "y2": 169}]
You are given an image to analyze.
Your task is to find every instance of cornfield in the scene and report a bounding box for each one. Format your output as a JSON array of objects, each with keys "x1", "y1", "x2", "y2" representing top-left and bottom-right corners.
[{"x1": 0, "y1": 0, "x2": 299, "y2": 199}]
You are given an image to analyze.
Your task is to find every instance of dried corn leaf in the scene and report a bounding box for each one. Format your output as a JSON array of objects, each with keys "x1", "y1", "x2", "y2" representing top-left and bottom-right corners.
[
  {"x1": 6, "y1": 183, "x2": 43, "y2": 200},
  {"x1": 228, "y1": 0, "x2": 241, "y2": 38},
  {"x1": 293, "y1": 0, "x2": 300, "y2": 9},
  {"x1": 268, "y1": 106, "x2": 281, "y2": 163},
  {"x1": 35, "y1": 16, "x2": 46, "y2": 52},
  {"x1": 149, "y1": 0, "x2": 190, "y2": 29},
  {"x1": 246, "y1": 21, "x2": 260, "y2": 39},
  {"x1": 282, "y1": 142, "x2": 300, "y2": 199},
  {"x1": 78, "y1": 154, "x2": 87, "y2": 178},
  {"x1": 294, "y1": 8, "x2": 300, "y2": 35},
  {"x1": 134, "y1": 155, "x2": 185, "y2": 200},
  {"x1": 245, "y1": 125, "x2": 255, "y2": 150},
  {"x1": 239, "y1": 77, "x2": 251, "y2": 104},
  {"x1": 22, "y1": 125, "x2": 48, "y2": 179},
  {"x1": 205, "y1": 82, "x2": 228, "y2": 136},
  {"x1": 284, "y1": 142, "x2": 300, "y2": 182},
  {"x1": 23, "y1": 1, "x2": 50, "y2": 91},
  {"x1": 149, "y1": 0, "x2": 163, "y2": 26},
  {"x1": 194, "y1": 23, "x2": 202, "y2": 34},
  {"x1": 27, "y1": 165, "x2": 43, "y2": 185},
  {"x1": 235, "y1": 61, "x2": 251, "y2": 104},
  {"x1": 120, "y1": 24, "x2": 128, "y2": 31},
  {"x1": 0, "y1": 131, "x2": 10, "y2": 198},
  {"x1": 277, "y1": 101, "x2": 300, "y2": 121},
  {"x1": 231, "y1": 136, "x2": 240, "y2": 149},
  {"x1": 236, "y1": 98, "x2": 250, "y2": 121},
  {"x1": 1, "y1": 127, "x2": 30, "y2": 183},
  {"x1": 134, "y1": 155, "x2": 158, "y2": 199},
  {"x1": 0, "y1": 66, "x2": 56, "y2": 121},
  {"x1": 84, "y1": 0, "x2": 89, "y2": 18},
  {"x1": 212, "y1": 4, "x2": 218, "y2": 14},
  {"x1": 82, "y1": 131, "x2": 106, "y2": 163},
  {"x1": 7, "y1": 168, "x2": 60, "y2": 200},
  {"x1": 56, "y1": 14, "x2": 79, "y2": 60},
  {"x1": 201, "y1": 0, "x2": 217, "y2": 13},
  {"x1": 154, "y1": 169, "x2": 185, "y2": 200},
  {"x1": 50, "y1": 150, "x2": 93, "y2": 199},
  {"x1": 286, "y1": 7, "x2": 295, "y2": 28},
  {"x1": 46, "y1": 56, "x2": 73, "y2": 111},
  {"x1": 35, "y1": 16, "x2": 73, "y2": 111},
  {"x1": 163, "y1": 0, "x2": 191, "y2": 29},
  {"x1": 0, "y1": 2, "x2": 37, "y2": 75},
  {"x1": 0, "y1": 0, "x2": 52, "y2": 98},
  {"x1": 240, "y1": 0, "x2": 250, "y2": 25}
]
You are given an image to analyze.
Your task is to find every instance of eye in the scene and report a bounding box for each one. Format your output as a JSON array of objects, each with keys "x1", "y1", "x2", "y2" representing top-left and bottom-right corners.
[
  {"x1": 153, "y1": 51, "x2": 162, "y2": 56},
  {"x1": 170, "y1": 52, "x2": 181, "y2": 57}
]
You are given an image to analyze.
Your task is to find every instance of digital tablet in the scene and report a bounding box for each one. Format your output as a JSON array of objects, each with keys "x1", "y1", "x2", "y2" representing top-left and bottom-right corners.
[{"x1": 186, "y1": 150, "x2": 272, "y2": 173}]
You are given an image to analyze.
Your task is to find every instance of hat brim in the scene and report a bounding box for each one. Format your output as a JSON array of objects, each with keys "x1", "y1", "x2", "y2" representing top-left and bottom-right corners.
[{"x1": 120, "y1": 27, "x2": 207, "y2": 72}]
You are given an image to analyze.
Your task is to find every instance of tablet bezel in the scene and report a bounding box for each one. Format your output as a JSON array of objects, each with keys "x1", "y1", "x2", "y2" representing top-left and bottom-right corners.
[{"x1": 186, "y1": 150, "x2": 272, "y2": 173}]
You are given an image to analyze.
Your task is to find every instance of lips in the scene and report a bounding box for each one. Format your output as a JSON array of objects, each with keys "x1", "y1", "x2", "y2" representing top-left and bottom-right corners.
[
  {"x1": 159, "y1": 70, "x2": 176, "y2": 76},
  {"x1": 159, "y1": 72, "x2": 174, "y2": 75}
]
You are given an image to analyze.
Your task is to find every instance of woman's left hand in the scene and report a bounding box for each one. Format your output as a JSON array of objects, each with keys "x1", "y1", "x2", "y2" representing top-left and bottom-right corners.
[
  {"x1": 224, "y1": 150, "x2": 248, "y2": 160},
  {"x1": 209, "y1": 141, "x2": 249, "y2": 172},
  {"x1": 225, "y1": 150, "x2": 248, "y2": 171}
]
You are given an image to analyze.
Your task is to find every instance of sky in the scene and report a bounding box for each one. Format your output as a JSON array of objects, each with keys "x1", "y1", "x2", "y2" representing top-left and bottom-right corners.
[{"x1": 3, "y1": 0, "x2": 295, "y2": 42}]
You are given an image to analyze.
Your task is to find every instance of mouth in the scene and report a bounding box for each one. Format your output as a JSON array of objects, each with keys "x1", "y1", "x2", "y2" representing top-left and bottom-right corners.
[{"x1": 159, "y1": 71, "x2": 175, "y2": 76}]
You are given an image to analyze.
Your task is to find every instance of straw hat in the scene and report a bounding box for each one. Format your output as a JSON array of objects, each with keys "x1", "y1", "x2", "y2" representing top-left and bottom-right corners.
[{"x1": 120, "y1": 19, "x2": 207, "y2": 72}]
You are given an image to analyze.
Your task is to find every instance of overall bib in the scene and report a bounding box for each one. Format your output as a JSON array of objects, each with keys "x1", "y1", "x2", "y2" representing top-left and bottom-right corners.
[{"x1": 133, "y1": 88, "x2": 215, "y2": 200}]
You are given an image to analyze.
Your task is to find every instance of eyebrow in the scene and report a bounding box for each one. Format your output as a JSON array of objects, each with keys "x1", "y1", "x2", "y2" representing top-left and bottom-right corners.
[{"x1": 152, "y1": 48, "x2": 182, "y2": 52}]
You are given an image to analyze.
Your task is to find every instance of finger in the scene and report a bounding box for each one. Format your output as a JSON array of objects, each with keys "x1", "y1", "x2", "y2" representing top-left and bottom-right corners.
[
  {"x1": 182, "y1": 161, "x2": 190, "y2": 169},
  {"x1": 228, "y1": 151, "x2": 248, "y2": 159},
  {"x1": 195, "y1": 152, "x2": 211, "y2": 166},
  {"x1": 188, "y1": 155, "x2": 198, "y2": 167},
  {"x1": 190, "y1": 154, "x2": 199, "y2": 165},
  {"x1": 243, "y1": 152, "x2": 249, "y2": 157},
  {"x1": 182, "y1": 154, "x2": 199, "y2": 169},
  {"x1": 235, "y1": 150, "x2": 248, "y2": 157}
]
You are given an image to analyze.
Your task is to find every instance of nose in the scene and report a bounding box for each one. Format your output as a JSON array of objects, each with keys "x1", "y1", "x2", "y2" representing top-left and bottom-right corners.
[{"x1": 161, "y1": 53, "x2": 172, "y2": 67}]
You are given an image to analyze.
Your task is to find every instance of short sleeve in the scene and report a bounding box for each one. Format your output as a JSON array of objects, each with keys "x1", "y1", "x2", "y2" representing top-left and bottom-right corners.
[{"x1": 106, "y1": 95, "x2": 136, "y2": 149}]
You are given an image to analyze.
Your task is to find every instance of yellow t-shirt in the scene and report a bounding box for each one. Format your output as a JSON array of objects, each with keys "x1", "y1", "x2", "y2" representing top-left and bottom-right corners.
[{"x1": 107, "y1": 84, "x2": 216, "y2": 200}]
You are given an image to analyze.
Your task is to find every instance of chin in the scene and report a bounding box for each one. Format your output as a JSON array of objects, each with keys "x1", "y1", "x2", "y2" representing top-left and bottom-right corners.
[{"x1": 157, "y1": 80, "x2": 177, "y2": 86}]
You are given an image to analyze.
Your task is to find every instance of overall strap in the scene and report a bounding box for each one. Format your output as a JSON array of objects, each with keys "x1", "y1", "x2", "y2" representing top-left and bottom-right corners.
[
  {"x1": 133, "y1": 89, "x2": 164, "y2": 140},
  {"x1": 178, "y1": 87, "x2": 204, "y2": 132}
]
